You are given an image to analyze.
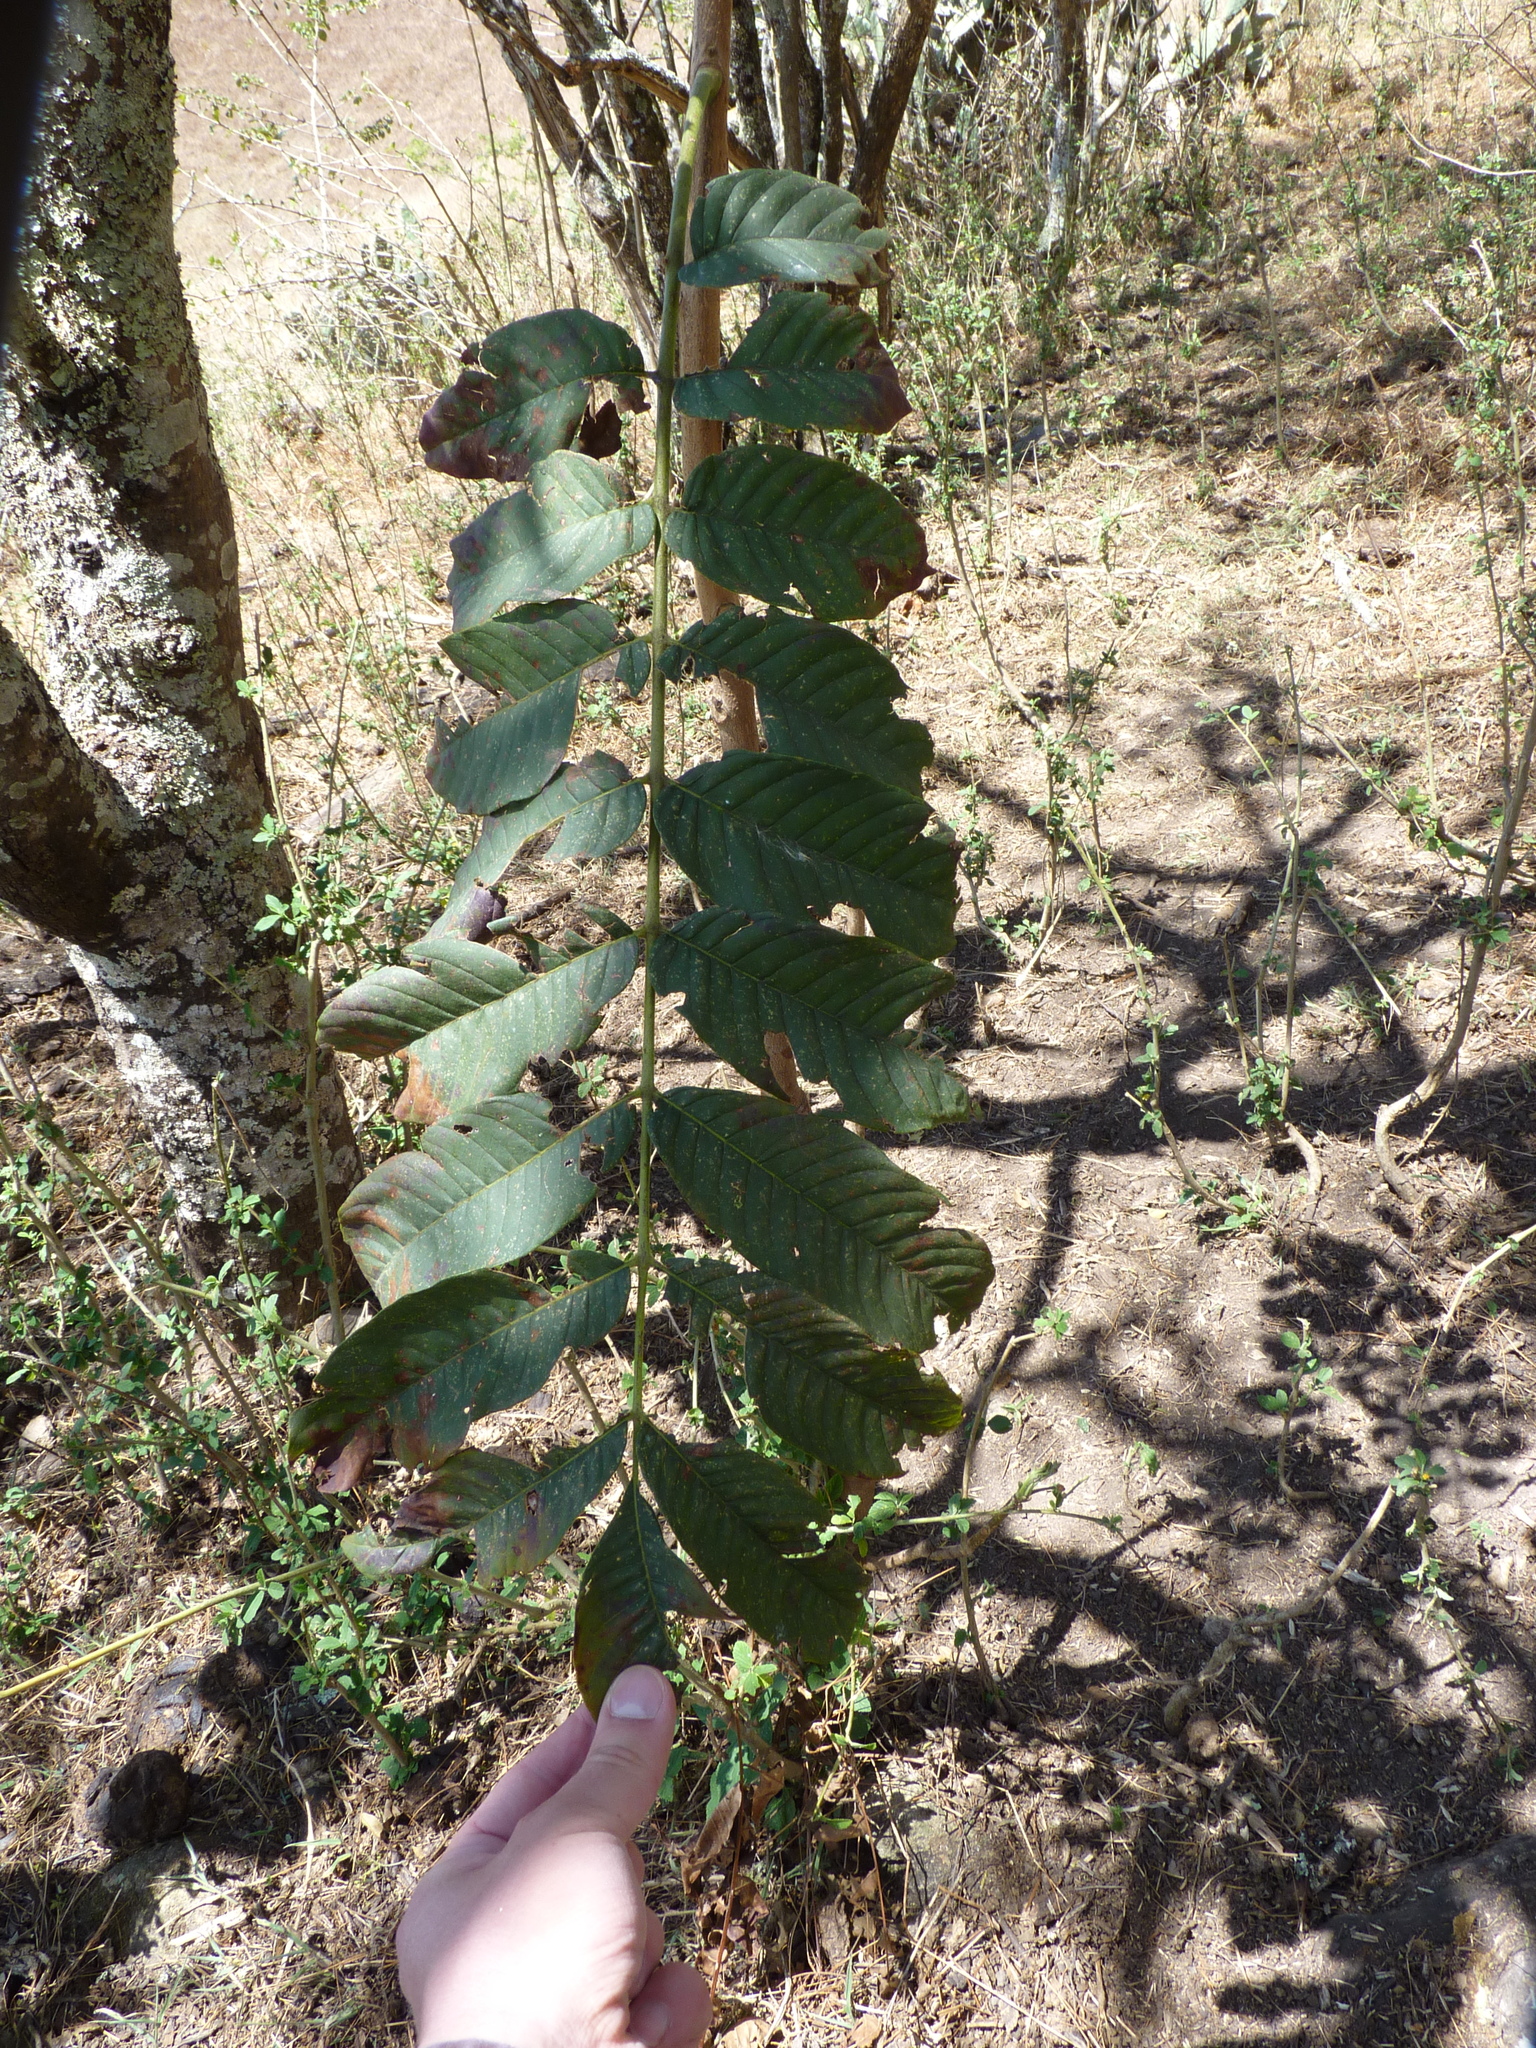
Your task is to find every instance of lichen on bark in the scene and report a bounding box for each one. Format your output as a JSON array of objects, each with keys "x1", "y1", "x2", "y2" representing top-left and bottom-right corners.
[{"x1": 0, "y1": 0, "x2": 357, "y2": 1289}]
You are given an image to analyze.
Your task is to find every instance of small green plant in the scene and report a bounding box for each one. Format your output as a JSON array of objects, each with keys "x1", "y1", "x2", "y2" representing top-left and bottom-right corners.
[
  {"x1": 1125, "y1": 1439, "x2": 1160, "y2": 1484},
  {"x1": 1256, "y1": 1319, "x2": 1335, "y2": 1501},
  {"x1": 286, "y1": 83, "x2": 995, "y2": 1714},
  {"x1": 953, "y1": 777, "x2": 996, "y2": 928},
  {"x1": 1238, "y1": 1050, "x2": 1290, "y2": 1134}
]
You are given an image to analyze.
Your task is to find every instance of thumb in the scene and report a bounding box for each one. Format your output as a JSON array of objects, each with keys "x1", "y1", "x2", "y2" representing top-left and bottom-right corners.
[{"x1": 540, "y1": 1664, "x2": 677, "y2": 1839}]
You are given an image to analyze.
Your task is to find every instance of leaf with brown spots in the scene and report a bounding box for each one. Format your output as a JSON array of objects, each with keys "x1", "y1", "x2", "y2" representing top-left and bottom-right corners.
[
  {"x1": 390, "y1": 1423, "x2": 627, "y2": 1577},
  {"x1": 420, "y1": 309, "x2": 646, "y2": 480}
]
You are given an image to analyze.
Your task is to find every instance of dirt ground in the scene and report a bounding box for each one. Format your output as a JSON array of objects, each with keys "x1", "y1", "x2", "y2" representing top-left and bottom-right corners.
[{"x1": 4, "y1": 4, "x2": 1536, "y2": 2045}]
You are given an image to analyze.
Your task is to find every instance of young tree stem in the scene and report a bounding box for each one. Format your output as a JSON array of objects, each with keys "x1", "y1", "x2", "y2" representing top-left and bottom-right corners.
[{"x1": 630, "y1": 67, "x2": 723, "y2": 1420}]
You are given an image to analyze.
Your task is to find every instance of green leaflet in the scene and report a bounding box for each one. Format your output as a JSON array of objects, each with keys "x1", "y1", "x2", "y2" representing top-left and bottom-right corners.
[
  {"x1": 654, "y1": 908, "x2": 967, "y2": 1132},
  {"x1": 449, "y1": 452, "x2": 655, "y2": 629},
  {"x1": 429, "y1": 752, "x2": 646, "y2": 943},
  {"x1": 666, "y1": 446, "x2": 927, "y2": 620},
  {"x1": 340, "y1": 1528, "x2": 442, "y2": 1577},
  {"x1": 427, "y1": 684, "x2": 579, "y2": 816},
  {"x1": 679, "y1": 169, "x2": 888, "y2": 290},
  {"x1": 637, "y1": 1420, "x2": 866, "y2": 1664},
  {"x1": 318, "y1": 939, "x2": 528, "y2": 1059},
  {"x1": 288, "y1": 1255, "x2": 631, "y2": 1470},
  {"x1": 674, "y1": 293, "x2": 908, "y2": 433},
  {"x1": 391, "y1": 1423, "x2": 629, "y2": 1578},
  {"x1": 441, "y1": 600, "x2": 625, "y2": 699},
  {"x1": 660, "y1": 1253, "x2": 748, "y2": 1324},
  {"x1": 318, "y1": 937, "x2": 636, "y2": 1115},
  {"x1": 420, "y1": 310, "x2": 646, "y2": 480},
  {"x1": 429, "y1": 599, "x2": 631, "y2": 816},
  {"x1": 339, "y1": 1096, "x2": 601, "y2": 1304},
  {"x1": 398, "y1": 938, "x2": 638, "y2": 1120},
  {"x1": 574, "y1": 1480, "x2": 719, "y2": 1712},
  {"x1": 656, "y1": 753, "x2": 957, "y2": 959},
  {"x1": 652, "y1": 1087, "x2": 993, "y2": 1354},
  {"x1": 742, "y1": 1282, "x2": 962, "y2": 1476},
  {"x1": 660, "y1": 1258, "x2": 959, "y2": 1474},
  {"x1": 677, "y1": 608, "x2": 930, "y2": 796}
]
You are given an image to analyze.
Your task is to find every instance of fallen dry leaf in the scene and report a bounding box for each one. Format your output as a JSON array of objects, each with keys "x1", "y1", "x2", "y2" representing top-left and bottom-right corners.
[{"x1": 683, "y1": 1782, "x2": 742, "y2": 1891}]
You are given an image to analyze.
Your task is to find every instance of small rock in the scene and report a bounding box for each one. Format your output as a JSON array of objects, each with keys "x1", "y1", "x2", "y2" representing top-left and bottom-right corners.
[
  {"x1": 126, "y1": 1656, "x2": 206, "y2": 1752},
  {"x1": 81, "y1": 1750, "x2": 191, "y2": 1848},
  {"x1": 1185, "y1": 1714, "x2": 1224, "y2": 1763},
  {"x1": 20, "y1": 1412, "x2": 55, "y2": 1449},
  {"x1": 815, "y1": 1894, "x2": 850, "y2": 1967},
  {"x1": 1490, "y1": 1551, "x2": 1523, "y2": 1594}
]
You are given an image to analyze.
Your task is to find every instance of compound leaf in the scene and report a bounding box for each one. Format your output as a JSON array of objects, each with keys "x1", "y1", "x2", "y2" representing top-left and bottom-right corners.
[
  {"x1": 319, "y1": 939, "x2": 528, "y2": 1059},
  {"x1": 675, "y1": 293, "x2": 907, "y2": 433},
  {"x1": 339, "y1": 1096, "x2": 604, "y2": 1304},
  {"x1": 652, "y1": 1087, "x2": 993, "y2": 1353},
  {"x1": 667, "y1": 446, "x2": 926, "y2": 620},
  {"x1": 656, "y1": 753, "x2": 956, "y2": 958},
  {"x1": 654, "y1": 908, "x2": 967, "y2": 1131},
  {"x1": 450, "y1": 453, "x2": 654, "y2": 629},
  {"x1": 679, "y1": 608, "x2": 930, "y2": 795},
  {"x1": 421, "y1": 310, "x2": 646, "y2": 480},
  {"x1": 741, "y1": 1282, "x2": 962, "y2": 1476},
  {"x1": 288, "y1": 1254, "x2": 631, "y2": 1469},
  {"x1": 574, "y1": 1480, "x2": 720, "y2": 1711},
  {"x1": 392, "y1": 1422, "x2": 629, "y2": 1577},
  {"x1": 637, "y1": 1420, "x2": 866, "y2": 1663},
  {"x1": 430, "y1": 752, "x2": 645, "y2": 941},
  {"x1": 680, "y1": 169, "x2": 887, "y2": 290}
]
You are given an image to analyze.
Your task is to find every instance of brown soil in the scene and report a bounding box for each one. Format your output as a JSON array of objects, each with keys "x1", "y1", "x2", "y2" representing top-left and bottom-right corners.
[{"x1": 4, "y1": 8, "x2": 1536, "y2": 2048}]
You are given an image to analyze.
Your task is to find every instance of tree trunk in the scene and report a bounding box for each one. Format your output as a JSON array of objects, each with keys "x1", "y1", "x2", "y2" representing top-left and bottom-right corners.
[
  {"x1": 548, "y1": 0, "x2": 674, "y2": 285},
  {"x1": 815, "y1": 0, "x2": 846, "y2": 183},
  {"x1": 1038, "y1": 0, "x2": 1088, "y2": 263},
  {"x1": 759, "y1": 0, "x2": 822, "y2": 175},
  {"x1": 849, "y1": 0, "x2": 937, "y2": 210},
  {"x1": 0, "y1": 0, "x2": 357, "y2": 1292},
  {"x1": 730, "y1": 0, "x2": 779, "y2": 169},
  {"x1": 677, "y1": 0, "x2": 762, "y2": 756}
]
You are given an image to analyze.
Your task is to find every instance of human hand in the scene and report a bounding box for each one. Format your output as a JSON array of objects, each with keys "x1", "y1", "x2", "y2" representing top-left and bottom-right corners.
[{"x1": 396, "y1": 1664, "x2": 712, "y2": 2048}]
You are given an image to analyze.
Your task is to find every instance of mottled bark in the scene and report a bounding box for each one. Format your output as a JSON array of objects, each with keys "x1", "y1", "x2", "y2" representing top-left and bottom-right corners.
[
  {"x1": 548, "y1": 0, "x2": 674, "y2": 284},
  {"x1": 849, "y1": 0, "x2": 936, "y2": 210},
  {"x1": 0, "y1": 0, "x2": 357, "y2": 1287},
  {"x1": 1038, "y1": 0, "x2": 1088, "y2": 259},
  {"x1": 759, "y1": 0, "x2": 822, "y2": 175},
  {"x1": 815, "y1": 0, "x2": 846, "y2": 183},
  {"x1": 730, "y1": 0, "x2": 778, "y2": 169}
]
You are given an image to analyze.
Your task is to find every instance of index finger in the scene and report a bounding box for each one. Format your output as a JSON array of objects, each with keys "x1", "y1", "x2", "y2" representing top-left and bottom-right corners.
[{"x1": 436, "y1": 1702, "x2": 597, "y2": 1870}]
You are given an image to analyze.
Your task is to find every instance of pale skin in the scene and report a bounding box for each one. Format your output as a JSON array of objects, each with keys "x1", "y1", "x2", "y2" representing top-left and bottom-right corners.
[{"x1": 397, "y1": 1663, "x2": 713, "y2": 2048}]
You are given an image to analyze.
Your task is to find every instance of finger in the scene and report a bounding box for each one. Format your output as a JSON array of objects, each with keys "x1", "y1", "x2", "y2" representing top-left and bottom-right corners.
[
  {"x1": 437, "y1": 1705, "x2": 596, "y2": 1866},
  {"x1": 541, "y1": 1665, "x2": 676, "y2": 1840},
  {"x1": 634, "y1": 1903, "x2": 664, "y2": 1990},
  {"x1": 628, "y1": 1961, "x2": 713, "y2": 2048}
]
